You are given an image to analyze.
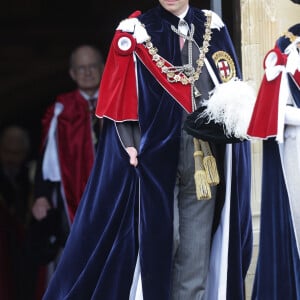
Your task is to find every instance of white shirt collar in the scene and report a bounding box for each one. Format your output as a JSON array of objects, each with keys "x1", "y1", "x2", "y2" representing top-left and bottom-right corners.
[
  {"x1": 79, "y1": 90, "x2": 98, "y2": 100},
  {"x1": 178, "y1": 5, "x2": 189, "y2": 20},
  {"x1": 178, "y1": 6, "x2": 189, "y2": 35}
]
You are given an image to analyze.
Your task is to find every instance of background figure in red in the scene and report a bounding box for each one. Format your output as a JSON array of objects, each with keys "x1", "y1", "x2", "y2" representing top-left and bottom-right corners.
[
  {"x1": 26, "y1": 45, "x2": 104, "y2": 299},
  {"x1": 0, "y1": 125, "x2": 32, "y2": 300}
]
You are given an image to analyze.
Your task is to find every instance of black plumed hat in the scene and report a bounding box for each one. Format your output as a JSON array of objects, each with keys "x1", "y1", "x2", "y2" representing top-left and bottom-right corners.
[
  {"x1": 183, "y1": 106, "x2": 242, "y2": 144},
  {"x1": 276, "y1": 23, "x2": 300, "y2": 52}
]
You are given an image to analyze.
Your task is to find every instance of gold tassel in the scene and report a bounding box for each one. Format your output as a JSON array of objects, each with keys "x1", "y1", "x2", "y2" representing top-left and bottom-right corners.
[
  {"x1": 193, "y1": 139, "x2": 211, "y2": 200},
  {"x1": 199, "y1": 140, "x2": 220, "y2": 185},
  {"x1": 203, "y1": 156, "x2": 220, "y2": 185},
  {"x1": 194, "y1": 169, "x2": 211, "y2": 200}
]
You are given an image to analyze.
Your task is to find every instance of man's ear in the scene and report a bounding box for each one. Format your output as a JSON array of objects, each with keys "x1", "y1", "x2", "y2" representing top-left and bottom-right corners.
[{"x1": 69, "y1": 68, "x2": 76, "y2": 81}]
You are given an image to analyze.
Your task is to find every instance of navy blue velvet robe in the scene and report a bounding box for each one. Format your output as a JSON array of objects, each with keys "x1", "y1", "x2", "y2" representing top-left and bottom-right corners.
[
  {"x1": 251, "y1": 143, "x2": 300, "y2": 300},
  {"x1": 43, "y1": 5, "x2": 252, "y2": 300}
]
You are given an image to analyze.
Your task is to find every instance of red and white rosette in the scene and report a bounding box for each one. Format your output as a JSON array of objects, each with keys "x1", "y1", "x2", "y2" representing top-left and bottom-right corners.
[{"x1": 113, "y1": 31, "x2": 136, "y2": 56}]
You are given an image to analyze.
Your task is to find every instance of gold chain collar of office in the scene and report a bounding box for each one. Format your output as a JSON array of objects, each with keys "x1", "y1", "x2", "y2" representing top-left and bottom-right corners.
[{"x1": 141, "y1": 10, "x2": 212, "y2": 86}]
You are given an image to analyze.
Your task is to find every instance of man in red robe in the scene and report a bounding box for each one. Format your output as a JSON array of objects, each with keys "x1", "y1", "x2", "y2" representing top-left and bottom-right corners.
[
  {"x1": 27, "y1": 44, "x2": 104, "y2": 298},
  {"x1": 32, "y1": 44, "x2": 104, "y2": 224}
]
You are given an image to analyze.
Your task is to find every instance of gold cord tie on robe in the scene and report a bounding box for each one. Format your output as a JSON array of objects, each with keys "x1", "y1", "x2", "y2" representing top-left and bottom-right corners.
[
  {"x1": 199, "y1": 140, "x2": 220, "y2": 186},
  {"x1": 193, "y1": 138, "x2": 219, "y2": 200},
  {"x1": 193, "y1": 138, "x2": 211, "y2": 200}
]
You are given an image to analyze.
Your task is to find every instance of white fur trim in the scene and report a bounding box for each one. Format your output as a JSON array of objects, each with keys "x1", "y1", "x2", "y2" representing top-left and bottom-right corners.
[
  {"x1": 203, "y1": 10, "x2": 224, "y2": 30},
  {"x1": 265, "y1": 51, "x2": 285, "y2": 81},
  {"x1": 285, "y1": 41, "x2": 300, "y2": 75},
  {"x1": 117, "y1": 18, "x2": 150, "y2": 44},
  {"x1": 117, "y1": 18, "x2": 140, "y2": 33},
  {"x1": 282, "y1": 126, "x2": 300, "y2": 257},
  {"x1": 276, "y1": 71, "x2": 290, "y2": 143},
  {"x1": 285, "y1": 106, "x2": 300, "y2": 126},
  {"x1": 200, "y1": 78, "x2": 256, "y2": 139}
]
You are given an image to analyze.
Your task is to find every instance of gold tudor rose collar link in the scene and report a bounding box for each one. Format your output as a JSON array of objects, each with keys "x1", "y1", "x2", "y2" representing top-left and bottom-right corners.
[{"x1": 142, "y1": 11, "x2": 212, "y2": 86}]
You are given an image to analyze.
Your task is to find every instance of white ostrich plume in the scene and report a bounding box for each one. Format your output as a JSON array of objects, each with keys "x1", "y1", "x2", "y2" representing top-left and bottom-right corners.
[{"x1": 200, "y1": 78, "x2": 256, "y2": 139}]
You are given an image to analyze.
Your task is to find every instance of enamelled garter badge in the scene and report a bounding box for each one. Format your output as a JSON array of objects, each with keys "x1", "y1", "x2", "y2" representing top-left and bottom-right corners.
[{"x1": 212, "y1": 51, "x2": 236, "y2": 83}]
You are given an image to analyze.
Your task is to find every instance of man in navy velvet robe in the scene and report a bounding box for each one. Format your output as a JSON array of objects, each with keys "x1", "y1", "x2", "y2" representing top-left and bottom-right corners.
[
  {"x1": 248, "y1": 24, "x2": 300, "y2": 300},
  {"x1": 42, "y1": 1, "x2": 253, "y2": 299}
]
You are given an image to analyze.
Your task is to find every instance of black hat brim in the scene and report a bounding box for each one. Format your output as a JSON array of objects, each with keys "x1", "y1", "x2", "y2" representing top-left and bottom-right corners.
[{"x1": 183, "y1": 106, "x2": 243, "y2": 144}]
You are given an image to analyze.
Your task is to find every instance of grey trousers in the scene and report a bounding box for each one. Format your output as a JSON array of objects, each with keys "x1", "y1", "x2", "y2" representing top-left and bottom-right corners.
[{"x1": 172, "y1": 130, "x2": 216, "y2": 300}]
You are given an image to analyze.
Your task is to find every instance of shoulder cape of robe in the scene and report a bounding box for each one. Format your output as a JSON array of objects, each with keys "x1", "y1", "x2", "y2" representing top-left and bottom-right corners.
[
  {"x1": 41, "y1": 89, "x2": 95, "y2": 222},
  {"x1": 43, "y1": 6, "x2": 252, "y2": 300},
  {"x1": 247, "y1": 47, "x2": 288, "y2": 141}
]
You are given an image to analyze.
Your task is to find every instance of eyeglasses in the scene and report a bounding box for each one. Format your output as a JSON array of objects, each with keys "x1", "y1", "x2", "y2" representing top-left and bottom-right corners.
[{"x1": 73, "y1": 63, "x2": 101, "y2": 74}]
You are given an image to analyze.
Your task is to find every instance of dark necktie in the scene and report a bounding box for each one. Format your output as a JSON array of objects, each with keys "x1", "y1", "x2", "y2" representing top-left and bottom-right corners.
[
  {"x1": 89, "y1": 97, "x2": 97, "y2": 114},
  {"x1": 89, "y1": 97, "x2": 100, "y2": 148}
]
